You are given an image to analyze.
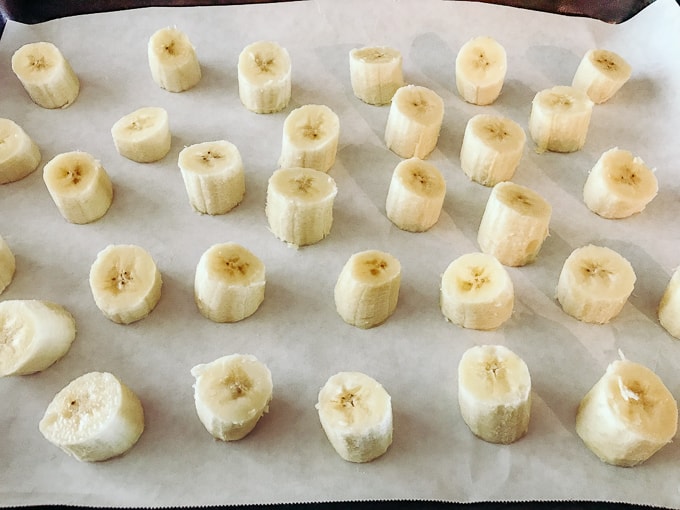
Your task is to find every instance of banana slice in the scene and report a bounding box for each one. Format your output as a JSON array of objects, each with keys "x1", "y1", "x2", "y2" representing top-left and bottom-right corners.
[
  {"x1": 334, "y1": 249, "x2": 401, "y2": 329},
  {"x1": 0, "y1": 300, "x2": 76, "y2": 377},
  {"x1": 191, "y1": 353, "x2": 273, "y2": 441},
  {"x1": 477, "y1": 181, "x2": 552, "y2": 267},
  {"x1": 459, "y1": 114, "x2": 526, "y2": 187},
  {"x1": 194, "y1": 243, "x2": 266, "y2": 323},
  {"x1": 11, "y1": 41, "x2": 79, "y2": 109},
  {"x1": 39, "y1": 371, "x2": 145, "y2": 462},
  {"x1": 576, "y1": 357, "x2": 677, "y2": 467},
  {"x1": 0, "y1": 118, "x2": 41, "y2": 184},
  {"x1": 178, "y1": 140, "x2": 245, "y2": 215},
  {"x1": 556, "y1": 244, "x2": 636, "y2": 324},
  {"x1": 279, "y1": 104, "x2": 340, "y2": 173},
  {"x1": 457, "y1": 345, "x2": 531, "y2": 444},
  {"x1": 316, "y1": 371, "x2": 392, "y2": 463},
  {"x1": 111, "y1": 107, "x2": 172, "y2": 163},
  {"x1": 583, "y1": 147, "x2": 658, "y2": 219},
  {"x1": 455, "y1": 36, "x2": 507, "y2": 106},
  {"x1": 384, "y1": 84, "x2": 444, "y2": 159},
  {"x1": 148, "y1": 26, "x2": 201, "y2": 92},
  {"x1": 265, "y1": 166, "x2": 337, "y2": 247},
  {"x1": 658, "y1": 267, "x2": 680, "y2": 339},
  {"x1": 238, "y1": 40, "x2": 292, "y2": 114},
  {"x1": 385, "y1": 157, "x2": 446, "y2": 232},
  {"x1": 89, "y1": 244, "x2": 163, "y2": 325},
  {"x1": 42, "y1": 151, "x2": 114, "y2": 225},
  {"x1": 349, "y1": 46, "x2": 404, "y2": 106},
  {"x1": 0, "y1": 235, "x2": 15, "y2": 295},
  {"x1": 440, "y1": 252, "x2": 514, "y2": 330},
  {"x1": 572, "y1": 49, "x2": 632, "y2": 104}
]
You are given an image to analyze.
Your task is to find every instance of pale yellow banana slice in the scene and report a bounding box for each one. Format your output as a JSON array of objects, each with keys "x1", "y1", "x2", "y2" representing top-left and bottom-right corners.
[
  {"x1": 459, "y1": 114, "x2": 526, "y2": 187},
  {"x1": 334, "y1": 249, "x2": 401, "y2": 329},
  {"x1": 576, "y1": 358, "x2": 677, "y2": 467},
  {"x1": 191, "y1": 353, "x2": 272, "y2": 441},
  {"x1": 455, "y1": 36, "x2": 507, "y2": 106},
  {"x1": 458, "y1": 345, "x2": 531, "y2": 444},
  {"x1": 477, "y1": 181, "x2": 551, "y2": 267},
  {"x1": 11, "y1": 41, "x2": 79, "y2": 109},
  {"x1": 440, "y1": 252, "x2": 514, "y2": 330},
  {"x1": 384, "y1": 84, "x2": 444, "y2": 159},
  {"x1": 0, "y1": 118, "x2": 41, "y2": 184},
  {"x1": 583, "y1": 147, "x2": 657, "y2": 219},
  {"x1": 385, "y1": 157, "x2": 446, "y2": 232},
  {"x1": 265, "y1": 166, "x2": 337, "y2": 247},
  {"x1": 572, "y1": 49, "x2": 632, "y2": 104},
  {"x1": 42, "y1": 151, "x2": 114, "y2": 224},
  {"x1": 238, "y1": 40, "x2": 291, "y2": 114},
  {"x1": 279, "y1": 104, "x2": 340, "y2": 173},
  {"x1": 658, "y1": 267, "x2": 680, "y2": 339},
  {"x1": 178, "y1": 140, "x2": 245, "y2": 215},
  {"x1": 316, "y1": 371, "x2": 392, "y2": 463},
  {"x1": 0, "y1": 300, "x2": 76, "y2": 377},
  {"x1": 39, "y1": 371, "x2": 145, "y2": 462},
  {"x1": 528, "y1": 85, "x2": 593, "y2": 153},
  {"x1": 148, "y1": 26, "x2": 201, "y2": 92},
  {"x1": 0, "y1": 235, "x2": 15, "y2": 295},
  {"x1": 556, "y1": 244, "x2": 636, "y2": 324},
  {"x1": 111, "y1": 106, "x2": 172, "y2": 163},
  {"x1": 349, "y1": 46, "x2": 404, "y2": 106},
  {"x1": 89, "y1": 244, "x2": 162, "y2": 325},
  {"x1": 194, "y1": 243, "x2": 266, "y2": 323}
]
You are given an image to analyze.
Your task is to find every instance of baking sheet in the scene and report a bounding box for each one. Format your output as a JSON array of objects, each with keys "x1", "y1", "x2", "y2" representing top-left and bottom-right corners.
[{"x1": 1, "y1": 0, "x2": 679, "y2": 507}]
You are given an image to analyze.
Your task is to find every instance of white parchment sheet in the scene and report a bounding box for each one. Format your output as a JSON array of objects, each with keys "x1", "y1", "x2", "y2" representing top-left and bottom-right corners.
[{"x1": 1, "y1": 0, "x2": 680, "y2": 507}]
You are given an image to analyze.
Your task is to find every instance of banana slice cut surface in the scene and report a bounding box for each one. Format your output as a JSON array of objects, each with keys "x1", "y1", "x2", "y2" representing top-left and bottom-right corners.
[
  {"x1": 148, "y1": 26, "x2": 201, "y2": 92},
  {"x1": 238, "y1": 40, "x2": 292, "y2": 114},
  {"x1": 349, "y1": 46, "x2": 404, "y2": 105},
  {"x1": 279, "y1": 104, "x2": 340, "y2": 173},
  {"x1": 0, "y1": 235, "x2": 15, "y2": 295},
  {"x1": 0, "y1": 118, "x2": 42, "y2": 184},
  {"x1": 572, "y1": 49, "x2": 632, "y2": 104},
  {"x1": 455, "y1": 36, "x2": 507, "y2": 105},
  {"x1": 111, "y1": 106, "x2": 171, "y2": 163}
]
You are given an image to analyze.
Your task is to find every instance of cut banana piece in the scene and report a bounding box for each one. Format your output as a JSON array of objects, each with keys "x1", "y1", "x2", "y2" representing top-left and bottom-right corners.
[
  {"x1": 194, "y1": 243, "x2": 266, "y2": 323},
  {"x1": 148, "y1": 26, "x2": 201, "y2": 92},
  {"x1": 556, "y1": 244, "x2": 636, "y2": 324},
  {"x1": 458, "y1": 345, "x2": 531, "y2": 444},
  {"x1": 385, "y1": 157, "x2": 446, "y2": 232},
  {"x1": 178, "y1": 140, "x2": 245, "y2": 215},
  {"x1": 658, "y1": 267, "x2": 680, "y2": 339},
  {"x1": 459, "y1": 114, "x2": 526, "y2": 187},
  {"x1": 528, "y1": 85, "x2": 593, "y2": 153},
  {"x1": 334, "y1": 249, "x2": 401, "y2": 329},
  {"x1": 0, "y1": 235, "x2": 15, "y2": 295},
  {"x1": 384, "y1": 84, "x2": 444, "y2": 159},
  {"x1": 39, "y1": 371, "x2": 145, "y2": 462},
  {"x1": 265, "y1": 166, "x2": 337, "y2": 247},
  {"x1": 477, "y1": 181, "x2": 552, "y2": 267},
  {"x1": 279, "y1": 104, "x2": 340, "y2": 173},
  {"x1": 89, "y1": 244, "x2": 162, "y2": 325},
  {"x1": 349, "y1": 46, "x2": 404, "y2": 106},
  {"x1": 238, "y1": 40, "x2": 291, "y2": 114},
  {"x1": 42, "y1": 151, "x2": 114, "y2": 224},
  {"x1": 455, "y1": 36, "x2": 507, "y2": 106},
  {"x1": 0, "y1": 118, "x2": 41, "y2": 184},
  {"x1": 440, "y1": 252, "x2": 514, "y2": 330},
  {"x1": 11, "y1": 41, "x2": 79, "y2": 109},
  {"x1": 0, "y1": 300, "x2": 76, "y2": 377},
  {"x1": 576, "y1": 358, "x2": 677, "y2": 467},
  {"x1": 111, "y1": 106, "x2": 171, "y2": 163},
  {"x1": 316, "y1": 371, "x2": 392, "y2": 463},
  {"x1": 583, "y1": 147, "x2": 657, "y2": 219},
  {"x1": 572, "y1": 49, "x2": 632, "y2": 104}
]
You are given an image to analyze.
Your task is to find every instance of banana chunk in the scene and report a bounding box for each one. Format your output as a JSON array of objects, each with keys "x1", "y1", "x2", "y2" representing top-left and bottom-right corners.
[
  {"x1": 0, "y1": 235, "x2": 15, "y2": 295},
  {"x1": 279, "y1": 104, "x2": 340, "y2": 173},
  {"x1": 572, "y1": 49, "x2": 632, "y2": 104},
  {"x1": 576, "y1": 358, "x2": 677, "y2": 467},
  {"x1": 42, "y1": 151, "x2": 114, "y2": 225},
  {"x1": 0, "y1": 118, "x2": 41, "y2": 184},
  {"x1": 148, "y1": 26, "x2": 201, "y2": 92},
  {"x1": 440, "y1": 252, "x2": 514, "y2": 331},
  {"x1": 316, "y1": 371, "x2": 393, "y2": 463},
  {"x1": 39, "y1": 371, "x2": 145, "y2": 462},
  {"x1": 658, "y1": 267, "x2": 680, "y2": 339},
  {"x1": 455, "y1": 36, "x2": 507, "y2": 106},
  {"x1": 458, "y1": 345, "x2": 531, "y2": 444},
  {"x1": 0, "y1": 300, "x2": 76, "y2": 376},
  {"x1": 111, "y1": 107, "x2": 172, "y2": 163},
  {"x1": 11, "y1": 41, "x2": 79, "y2": 109},
  {"x1": 191, "y1": 353, "x2": 273, "y2": 441},
  {"x1": 238, "y1": 40, "x2": 292, "y2": 114},
  {"x1": 349, "y1": 46, "x2": 404, "y2": 105}
]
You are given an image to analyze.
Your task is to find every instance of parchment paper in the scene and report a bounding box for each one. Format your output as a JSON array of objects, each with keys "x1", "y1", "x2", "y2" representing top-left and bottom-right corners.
[{"x1": 1, "y1": 0, "x2": 680, "y2": 507}]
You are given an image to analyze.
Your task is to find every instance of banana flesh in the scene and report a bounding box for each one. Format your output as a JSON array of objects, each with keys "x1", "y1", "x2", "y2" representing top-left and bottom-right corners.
[
  {"x1": 148, "y1": 26, "x2": 201, "y2": 92},
  {"x1": 0, "y1": 118, "x2": 42, "y2": 184},
  {"x1": 455, "y1": 36, "x2": 507, "y2": 106},
  {"x1": 0, "y1": 235, "x2": 15, "y2": 295},
  {"x1": 279, "y1": 104, "x2": 340, "y2": 173},
  {"x1": 111, "y1": 106, "x2": 172, "y2": 163},
  {"x1": 572, "y1": 49, "x2": 632, "y2": 104},
  {"x1": 349, "y1": 46, "x2": 404, "y2": 106},
  {"x1": 238, "y1": 40, "x2": 292, "y2": 114},
  {"x1": 658, "y1": 268, "x2": 680, "y2": 339}
]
